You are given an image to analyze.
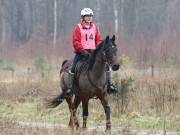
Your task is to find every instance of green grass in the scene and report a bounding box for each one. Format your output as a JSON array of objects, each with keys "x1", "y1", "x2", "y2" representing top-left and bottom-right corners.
[
  {"x1": 0, "y1": 98, "x2": 179, "y2": 132},
  {"x1": 0, "y1": 99, "x2": 69, "y2": 124}
]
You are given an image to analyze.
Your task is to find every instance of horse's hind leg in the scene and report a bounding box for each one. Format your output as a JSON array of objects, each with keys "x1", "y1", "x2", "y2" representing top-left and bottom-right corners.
[
  {"x1": 99, "y1": 93, "x2": 111, "y2": 131},
  {"x1": 68, "y1": 95, "x2": 81, "y2": 130},
  {"x1": 65, "y1": 97, "x2": 74, "y2": 128}
]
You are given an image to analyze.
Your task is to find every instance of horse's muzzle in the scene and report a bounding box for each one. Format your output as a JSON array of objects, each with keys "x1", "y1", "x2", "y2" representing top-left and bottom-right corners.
[{"x1": 112, "y1": 64, "x2": 120, "y2": 71}]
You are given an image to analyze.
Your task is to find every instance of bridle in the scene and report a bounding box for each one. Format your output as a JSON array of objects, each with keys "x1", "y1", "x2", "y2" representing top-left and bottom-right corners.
[{"x1": 86, "y1": 39, "x2": 117, "y2": 94}]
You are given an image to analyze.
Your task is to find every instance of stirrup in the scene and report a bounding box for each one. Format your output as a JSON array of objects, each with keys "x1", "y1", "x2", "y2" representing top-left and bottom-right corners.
[
  {"x1": 66, "y1": 89, "x2": 73, "y2": 97},
  {"x1": 107, "y1": 83, "x2": 118, "y2": 94},
  {"x1": 68, "y1": 70, "x2": 75, "y2": 75}
]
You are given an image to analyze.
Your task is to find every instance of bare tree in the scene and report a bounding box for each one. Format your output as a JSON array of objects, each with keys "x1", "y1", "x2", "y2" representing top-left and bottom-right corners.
[
  {"x1": 113, "y1": 0, "x2": 118, "y2": 37},
  {"x1": 53, "y1": 0, "x2": 57, "y2": 49}
]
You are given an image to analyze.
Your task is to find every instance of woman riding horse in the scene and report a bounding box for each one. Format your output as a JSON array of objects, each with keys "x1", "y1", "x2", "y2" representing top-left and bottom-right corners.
[
  {"x1": 48, "y1": 35, "x2": 120, "y2": 131},
  {"x1": 66, "y1": 8, "x2": 118, "y2": 97}
]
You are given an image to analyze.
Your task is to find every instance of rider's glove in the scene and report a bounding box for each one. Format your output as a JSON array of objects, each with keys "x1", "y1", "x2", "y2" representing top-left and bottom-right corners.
[{"x1": 81, "y1": 50, "x2": 90, "y2": 59}]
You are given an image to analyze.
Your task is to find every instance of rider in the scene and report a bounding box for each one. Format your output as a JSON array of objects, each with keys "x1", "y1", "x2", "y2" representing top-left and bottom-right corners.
[{"x1": 66, "y1": 8, "x2": 118, "y2": 97}]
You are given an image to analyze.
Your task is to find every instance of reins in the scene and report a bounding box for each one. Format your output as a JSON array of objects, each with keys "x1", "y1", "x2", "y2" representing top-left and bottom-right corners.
[{"x1": 87, "y1": 68, "x2": 108, "y2": 95}]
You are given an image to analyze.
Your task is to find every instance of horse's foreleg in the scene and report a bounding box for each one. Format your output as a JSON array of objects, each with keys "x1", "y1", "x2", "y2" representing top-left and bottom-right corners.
[
  {"x1": 82, "y1": 99, "x2": 89, "y2": 130},
  {"x1": 100, "y1": 94, "x2": 111, "y2": 131},
  {"x1": 71, "y1": 96, "x2": 81, "y2": 130}
]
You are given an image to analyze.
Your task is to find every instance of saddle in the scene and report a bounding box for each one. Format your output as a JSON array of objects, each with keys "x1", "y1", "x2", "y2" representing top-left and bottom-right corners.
[{"x1": 60, "y1": 59, "x2": 88, "y2": 79}]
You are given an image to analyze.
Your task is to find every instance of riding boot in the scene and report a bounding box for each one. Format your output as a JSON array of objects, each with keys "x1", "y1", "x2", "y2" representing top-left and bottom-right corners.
[
  {"x1": 66, "y1": 70, "x2": 75, "y2": 97},
  {"x1": 106, "y1": 68, "x2": 118, "y2": 94}
]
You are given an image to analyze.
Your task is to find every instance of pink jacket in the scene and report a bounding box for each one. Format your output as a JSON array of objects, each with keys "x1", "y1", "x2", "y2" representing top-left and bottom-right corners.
[{"x1": 72, "y1": 20, "x2": 102, "y2": 53}]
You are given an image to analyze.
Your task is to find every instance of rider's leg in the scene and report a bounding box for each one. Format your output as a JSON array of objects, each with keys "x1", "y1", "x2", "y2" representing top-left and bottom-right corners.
[
  {"x1": 106, "y1": 65, "x2": 118, "y2": 94},
  {"x1": 66, "y1": 54, "x2": 81, "y2": 97}
]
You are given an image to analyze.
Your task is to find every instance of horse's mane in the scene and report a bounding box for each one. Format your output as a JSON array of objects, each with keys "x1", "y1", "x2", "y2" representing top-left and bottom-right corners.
[{"x1": 88, "y1": 40, "x2": 104, "y2": 70}]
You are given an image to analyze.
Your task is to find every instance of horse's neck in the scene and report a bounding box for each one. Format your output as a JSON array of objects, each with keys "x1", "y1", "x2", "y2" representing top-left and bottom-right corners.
[{"x1": 91, "y1": 55, "x2": 106, "y2": 78}]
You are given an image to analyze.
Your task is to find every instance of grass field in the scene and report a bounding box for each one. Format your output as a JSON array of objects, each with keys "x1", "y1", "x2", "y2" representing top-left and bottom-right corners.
[{"x1": 0, "y1": 67, "x2": 179, "y2": 134}]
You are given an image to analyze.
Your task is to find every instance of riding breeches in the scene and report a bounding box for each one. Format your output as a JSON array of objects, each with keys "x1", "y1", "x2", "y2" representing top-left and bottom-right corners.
[{"x1": 71, "y1": 53, "x2": 84, "y2": 73}]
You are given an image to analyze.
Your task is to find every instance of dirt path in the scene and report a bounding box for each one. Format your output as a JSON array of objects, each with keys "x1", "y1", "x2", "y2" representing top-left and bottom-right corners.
[{"x1": 15, "y1": 121, "x2": 179, "y2": 135}]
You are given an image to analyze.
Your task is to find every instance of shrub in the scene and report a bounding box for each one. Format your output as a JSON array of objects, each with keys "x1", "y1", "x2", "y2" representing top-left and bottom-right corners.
[
  {"x1": 0, "y1": 60, "x2": 15, "y2": 72},
  {"x1": 113, "y1": 75, "x2": 134, "y2": 114},
  {"x1": 35, "y1": 56, "x2": 52, "y2": 79}
]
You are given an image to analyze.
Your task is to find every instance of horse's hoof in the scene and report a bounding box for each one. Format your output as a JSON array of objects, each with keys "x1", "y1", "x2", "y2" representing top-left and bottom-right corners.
[
  {"x1": 75, "y1": 125, "x2": 80, "y2": 130},
  {"x1": 82, "y1": 127, "x2": 87, "y2": 131},
  {"x1": 68, "y1": 126, "x2": 74, "y2": 131},
  {"x1": 105, "y1": 128, "x2": 111, "y2": 133},
  {"x1": 105, "y1": 126, "x2": 111, "y2": 132}
]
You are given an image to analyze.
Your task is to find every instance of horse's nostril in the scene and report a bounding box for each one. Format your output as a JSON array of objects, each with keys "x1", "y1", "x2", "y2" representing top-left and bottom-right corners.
[{"x1": 112, "y1": 64, "x2": 120, "y2": 71}]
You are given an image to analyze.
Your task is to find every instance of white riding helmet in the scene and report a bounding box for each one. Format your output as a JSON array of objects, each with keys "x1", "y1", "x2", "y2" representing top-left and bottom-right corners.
[{"x1": 81, "y1": 8, "x2": 94, "y2": 18}]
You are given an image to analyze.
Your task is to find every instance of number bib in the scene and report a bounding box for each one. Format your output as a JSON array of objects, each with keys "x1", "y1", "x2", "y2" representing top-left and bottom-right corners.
[{"x1": 78, "y1": 24, "x2": 96, "y2": 50}]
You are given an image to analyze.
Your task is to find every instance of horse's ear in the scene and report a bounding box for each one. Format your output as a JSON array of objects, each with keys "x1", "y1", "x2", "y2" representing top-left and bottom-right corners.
[
  {"x1": 105, "y1": 36, "x2": 109, "y2": 43},
  {"x1": 112, "y1": 35, "x2": 115, "y2": 42}
]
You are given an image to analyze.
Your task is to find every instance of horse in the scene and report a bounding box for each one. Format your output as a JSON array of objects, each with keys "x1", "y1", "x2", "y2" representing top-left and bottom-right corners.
[{"x1": 48, "y1": 35, "x2": 120, "y2": 131}]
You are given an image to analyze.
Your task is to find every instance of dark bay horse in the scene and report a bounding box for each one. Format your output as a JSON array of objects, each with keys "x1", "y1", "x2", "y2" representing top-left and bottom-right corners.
[{"x1": 48, "y1": 35, "x2": 119, "y2": 131}]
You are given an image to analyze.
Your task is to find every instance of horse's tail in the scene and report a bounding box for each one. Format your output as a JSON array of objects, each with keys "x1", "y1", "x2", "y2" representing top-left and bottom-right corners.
[
  {"x1": 62, "y1": 59, "x2": 68, "y2": 66},
  {"x1": 60, "y1": 59, "x2": 68, "y2": 74},
  {"x1": 47, "y1": 92, "x2": 66, "y2": 108}
]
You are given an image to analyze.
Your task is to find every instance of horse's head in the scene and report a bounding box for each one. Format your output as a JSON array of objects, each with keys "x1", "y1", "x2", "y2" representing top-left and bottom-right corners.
[
  {"x1": 102, "y1": 35, "x2": 120, "y2": 71},
  {"x1": 88, "y1": 35, "x2": 120, "y2": 71}
]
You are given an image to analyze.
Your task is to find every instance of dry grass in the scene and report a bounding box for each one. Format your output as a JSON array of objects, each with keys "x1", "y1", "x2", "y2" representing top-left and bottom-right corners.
[{"x1": 0, "y1": 67, "x2": 179, "y2": 134}]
